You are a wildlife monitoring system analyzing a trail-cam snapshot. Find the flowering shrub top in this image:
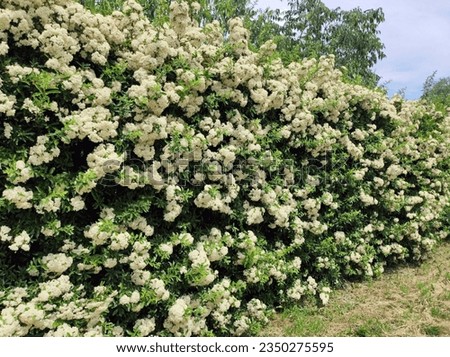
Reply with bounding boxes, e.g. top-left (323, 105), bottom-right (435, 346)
top-left (0, 0), bottom-right (449, 336)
